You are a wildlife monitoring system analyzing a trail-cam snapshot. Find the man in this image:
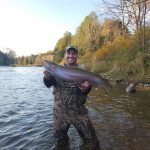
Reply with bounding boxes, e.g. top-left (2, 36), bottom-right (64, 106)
top-left (43, 45), bottom-right (100, 150)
